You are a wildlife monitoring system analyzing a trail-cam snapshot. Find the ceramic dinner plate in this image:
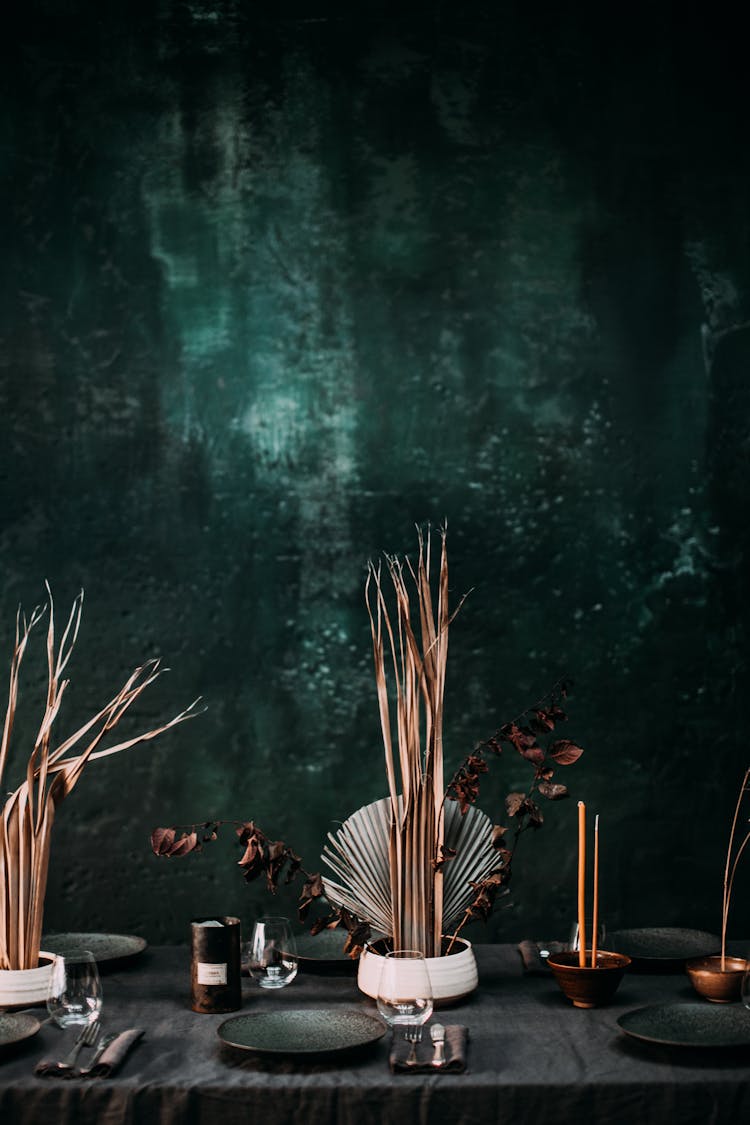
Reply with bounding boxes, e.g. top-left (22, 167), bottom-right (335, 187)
top-left (618, 1002), bottom-right (750, 1048)
top-left (41, 932), bottom-right (147, 965)
top-left (293, 930), bottom-right (357, 976)
top-left (608, 927), bottom-right (720, 968)
top-left (293, 929), bottom-right (386, 975)
top-left (0, 1012), bottom-right (41, 1050)
top-left (217, 1008), bottom-right (386, 1056)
